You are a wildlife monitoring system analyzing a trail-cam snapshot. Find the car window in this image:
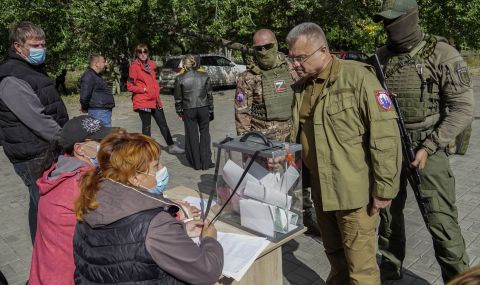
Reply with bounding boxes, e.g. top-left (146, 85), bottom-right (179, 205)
top-left (346, 53), bottom-right (359, 60)
top-left (333, 53), bottom-right (343, 59)
top-left (164, 58), bottom-right (181, 68)
top-left (216, 57), bottom-right (232, 66)
top-left (200, 56), bottom-right (216, 66)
